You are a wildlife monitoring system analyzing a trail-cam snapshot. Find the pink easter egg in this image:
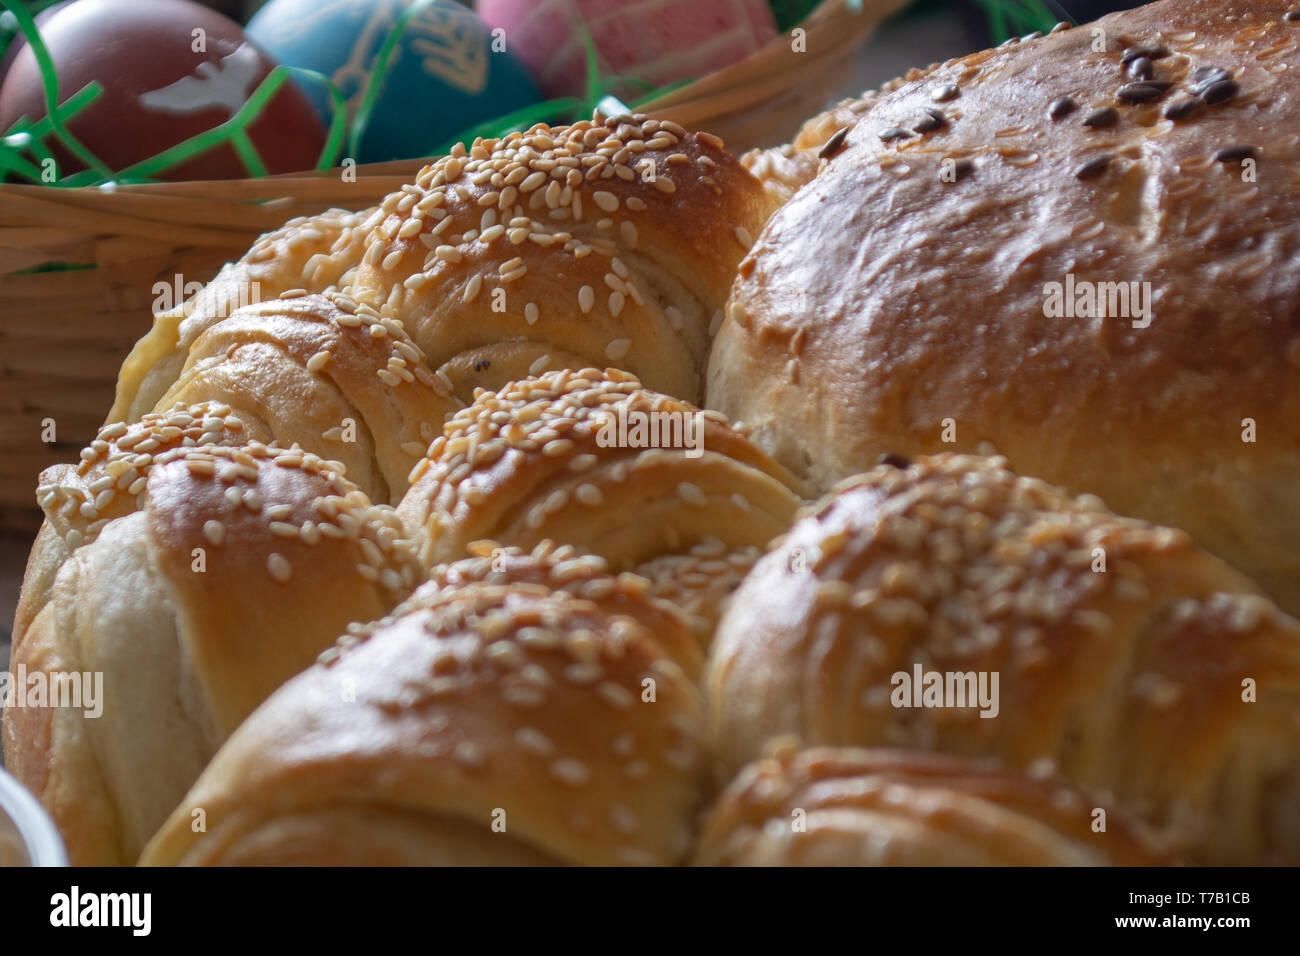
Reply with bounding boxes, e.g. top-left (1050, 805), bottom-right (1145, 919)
top-left (479, 0), bottom-right (778, 100)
